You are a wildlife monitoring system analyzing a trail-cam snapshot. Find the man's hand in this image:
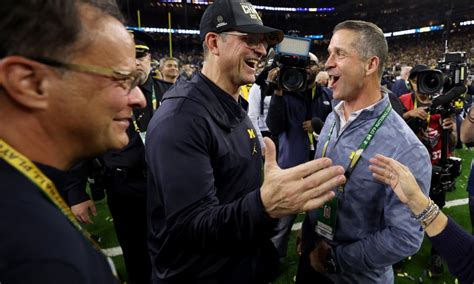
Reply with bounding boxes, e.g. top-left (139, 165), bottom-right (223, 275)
top-left (260, 137), bottom-right (346, 219)
top-left (71, 200), bottom-right (97, 224)
top-left (302, 120), bottom-right (313, 132)
top-left (404, 107), bottom-right (428, 120)
top-left (266, 67), bottom-right (283, 96)
top-left (309, 240), bottom-right (331, 273)
top-left (295, 229), bottom-right (302, 256)
top-left (441, 116), bottom-right (455, 131)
